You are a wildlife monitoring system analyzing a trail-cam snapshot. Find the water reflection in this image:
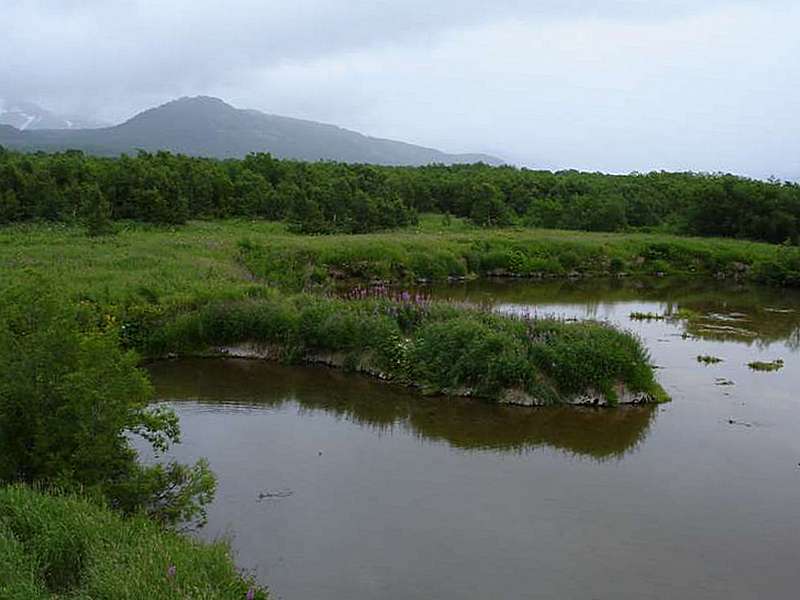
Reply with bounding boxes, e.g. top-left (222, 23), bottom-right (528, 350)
top-left (149, 358), bottom-right (656, 460)
top-left (426, 277), bottom-right (800, 348)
